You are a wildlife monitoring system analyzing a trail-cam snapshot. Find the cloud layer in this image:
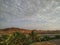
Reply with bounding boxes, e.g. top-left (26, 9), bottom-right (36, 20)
top-left (0, 0), bottom-right (60, 30)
